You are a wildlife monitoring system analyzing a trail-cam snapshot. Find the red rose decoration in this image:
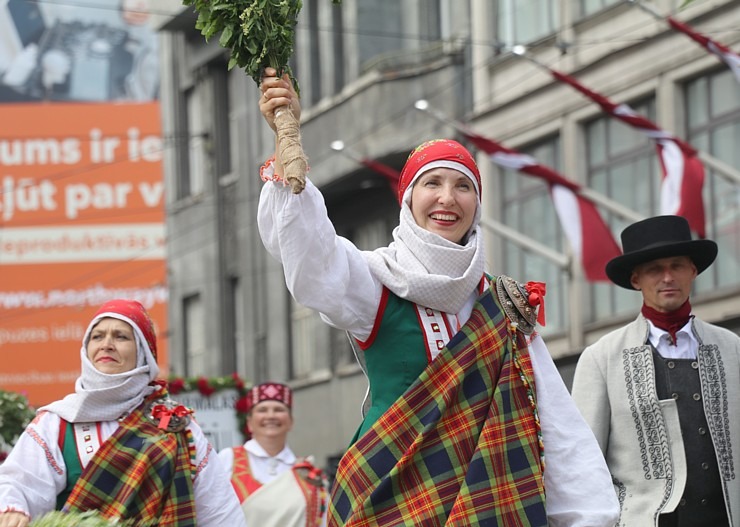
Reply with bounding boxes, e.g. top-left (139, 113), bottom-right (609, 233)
top-left (0, 451), bottom-right (7, 463)
top-left (168, 378), bottom-right (186, 395)
top-left (235, 395), bottom-right (250, 414)
top-left (197, 377), bottom-right (216, 396)
top-left (232, 372), bottom-right (245, 391)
